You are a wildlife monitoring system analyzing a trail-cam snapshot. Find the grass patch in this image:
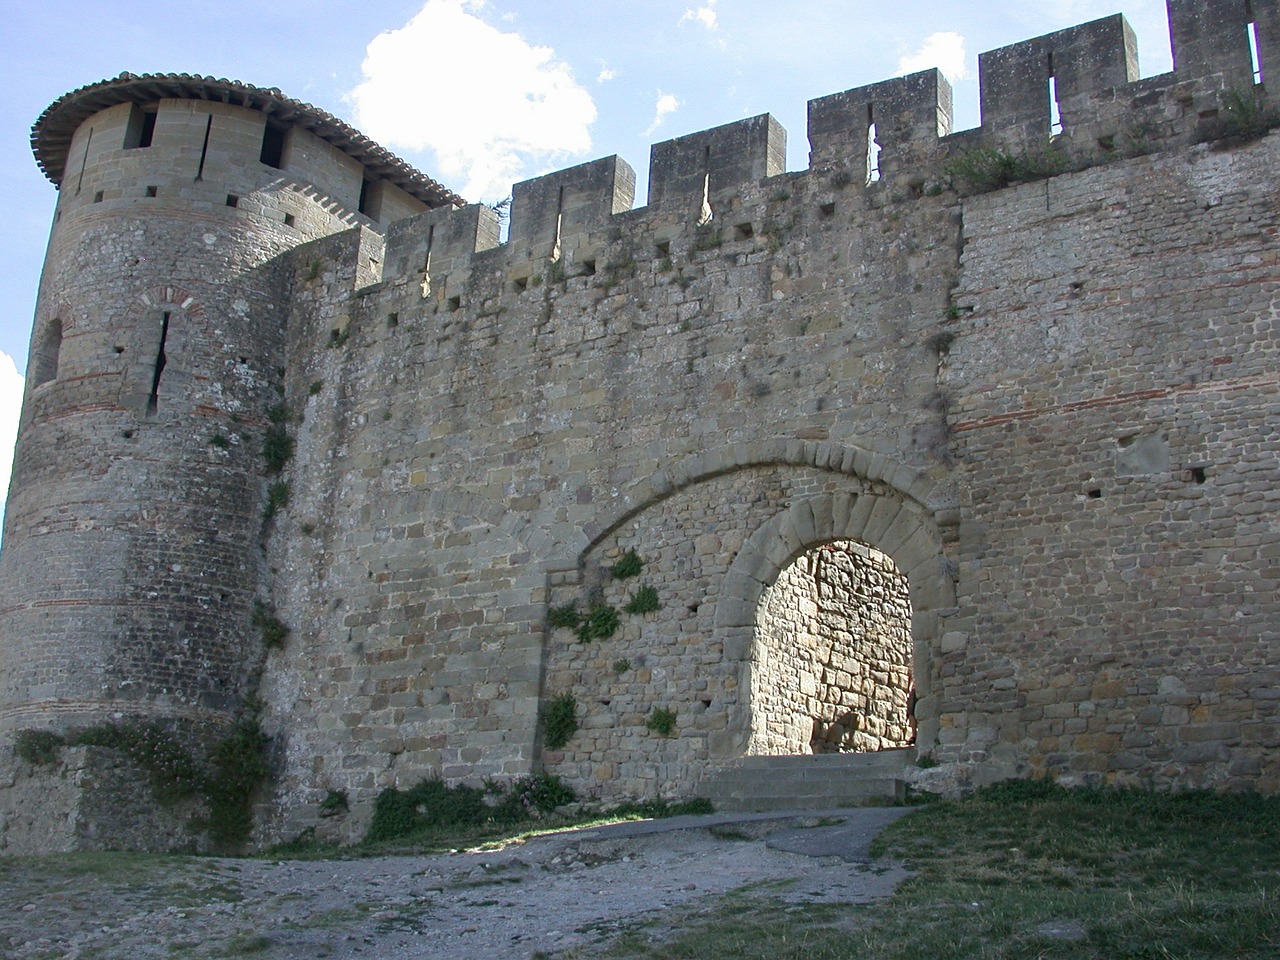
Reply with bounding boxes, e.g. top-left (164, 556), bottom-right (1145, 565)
top-left (945, 145), bottom-right (1071, 193)
top-left (579, 781), bottom-right (1280, 959)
